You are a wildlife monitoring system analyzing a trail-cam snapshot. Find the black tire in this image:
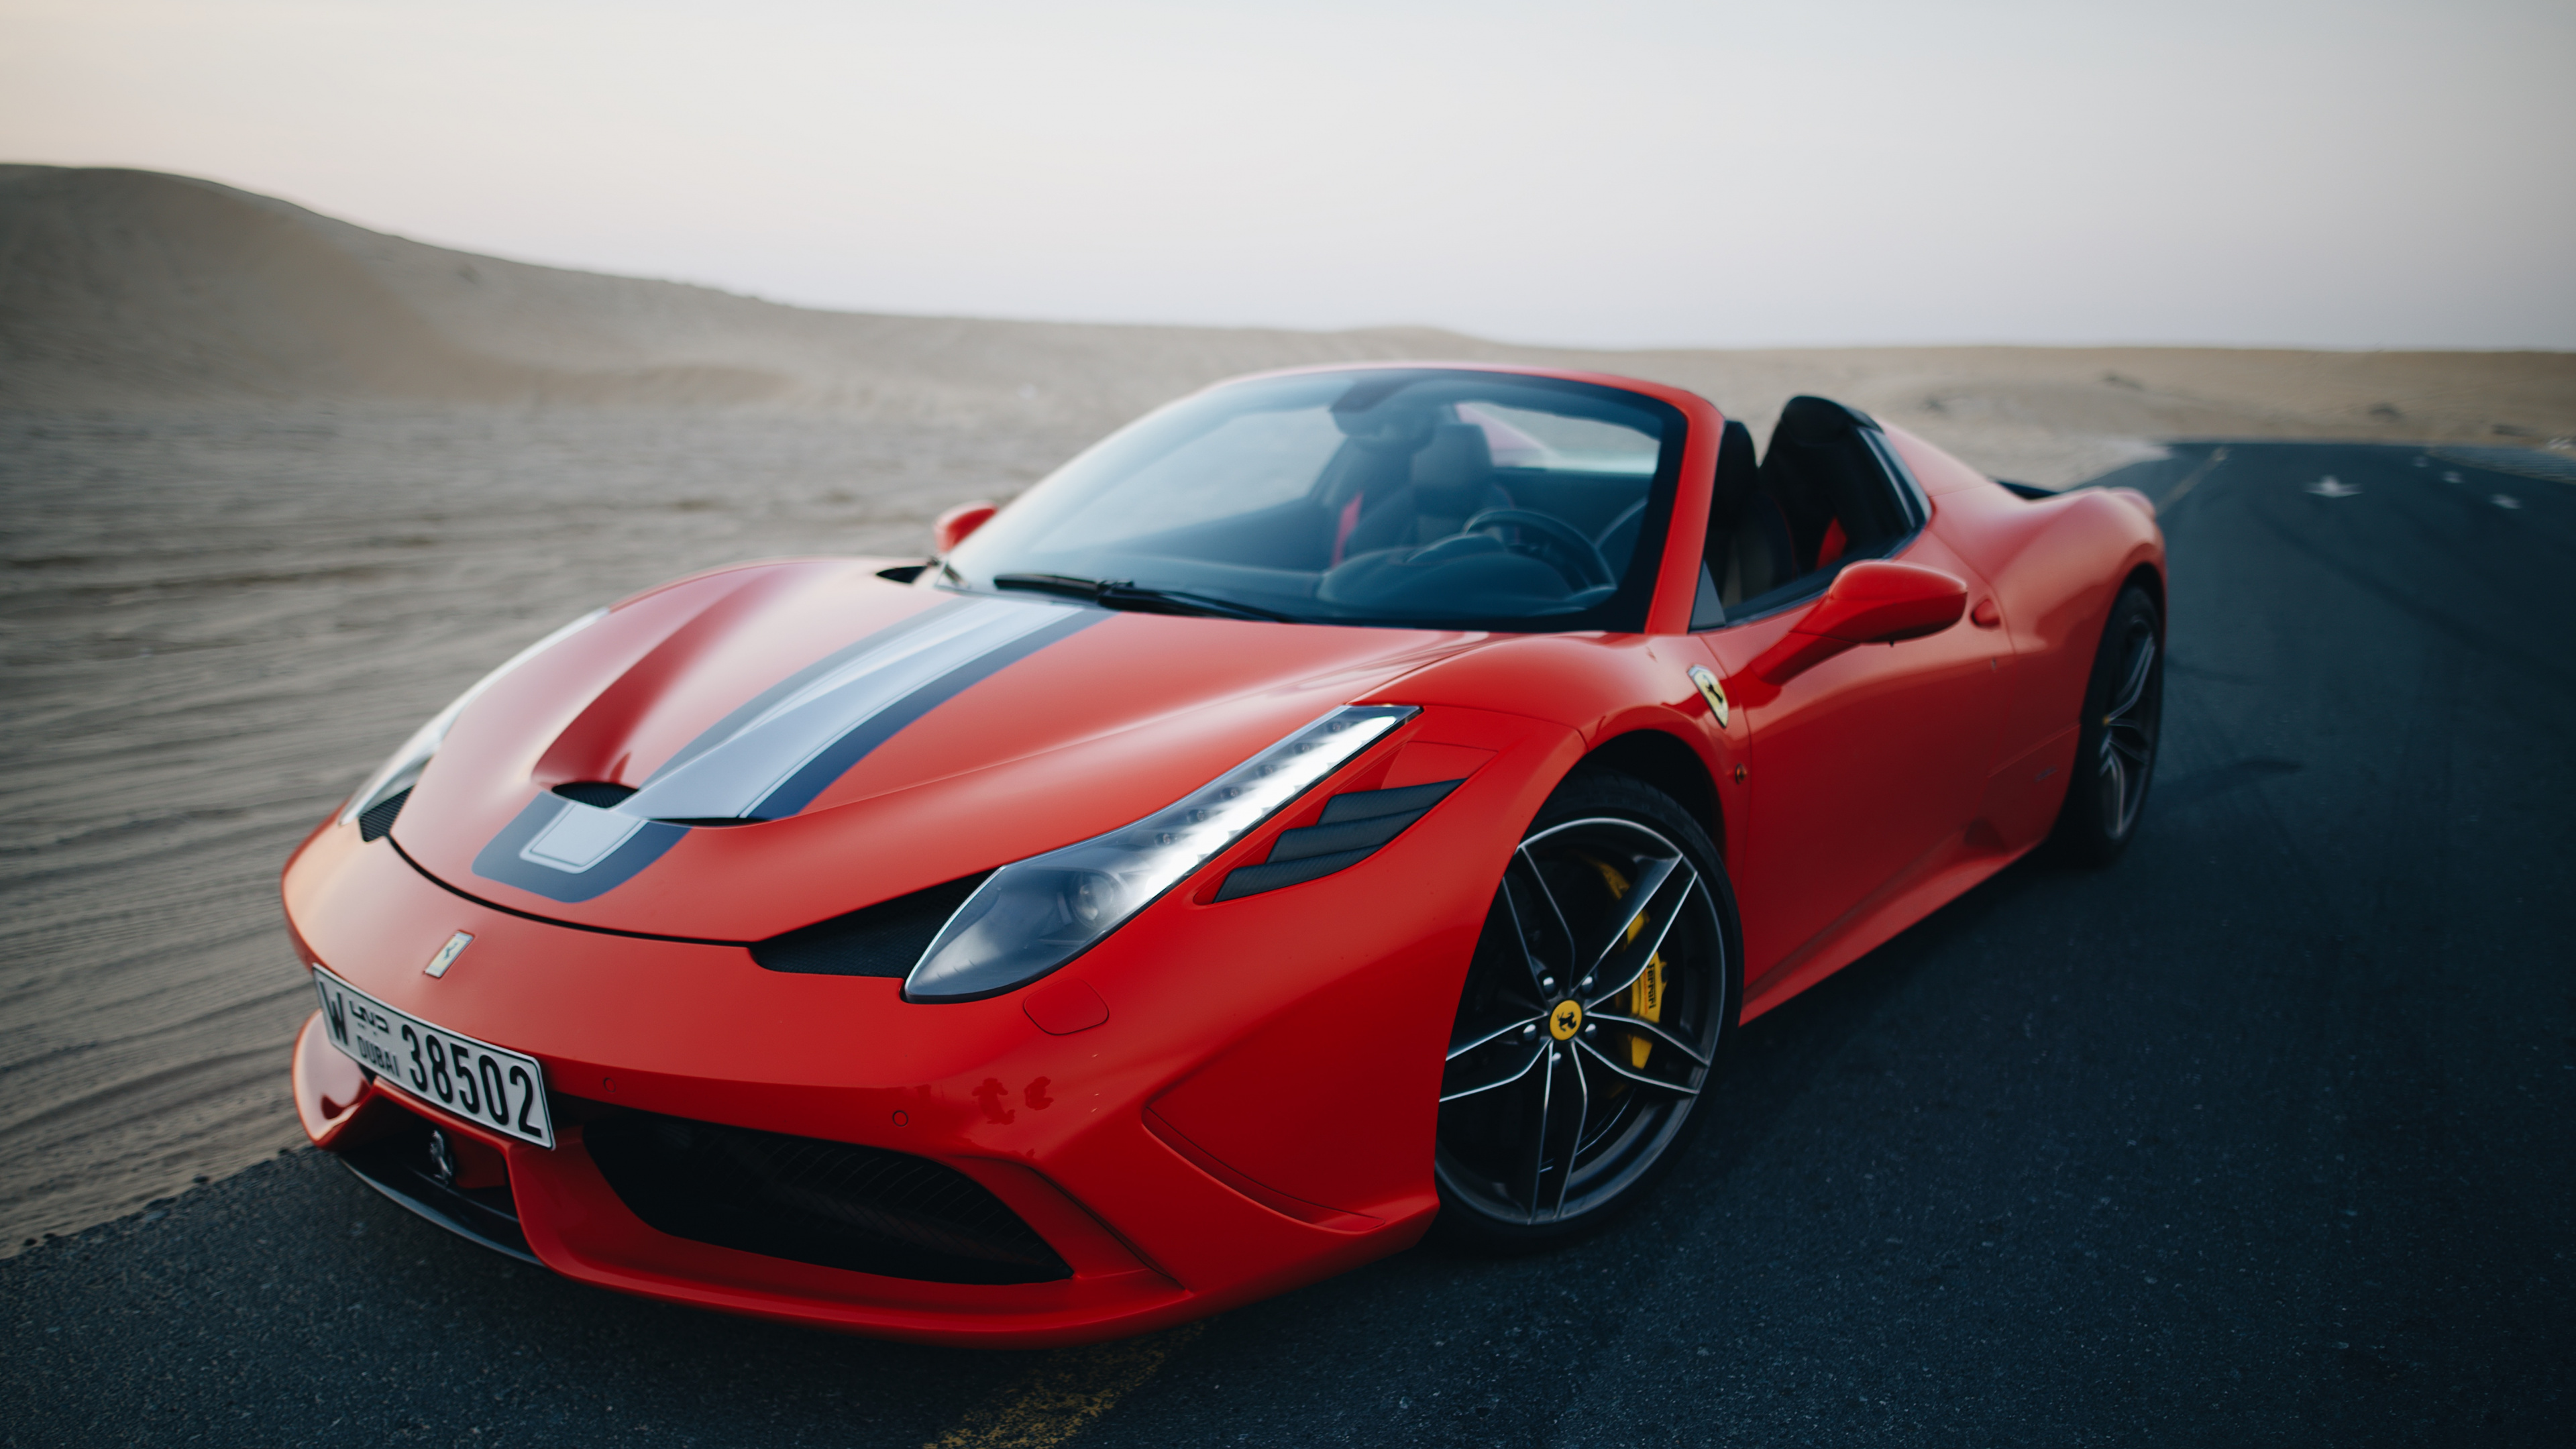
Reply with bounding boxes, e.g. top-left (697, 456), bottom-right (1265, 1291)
top-left (2051, 583), bottom-right (2163, 865)
top-left (1430, 768), bottom-right (1741, 1252)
